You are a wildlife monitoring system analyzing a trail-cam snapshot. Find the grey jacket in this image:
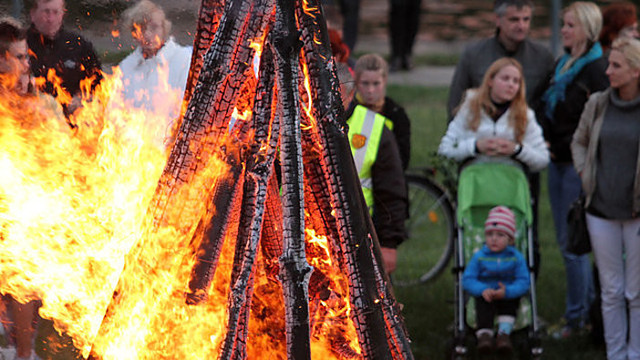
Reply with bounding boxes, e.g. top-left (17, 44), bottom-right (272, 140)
top-left (447, 36), bottom-right (554, 120)
top-left (571, 88), bottom-right (640, 215)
